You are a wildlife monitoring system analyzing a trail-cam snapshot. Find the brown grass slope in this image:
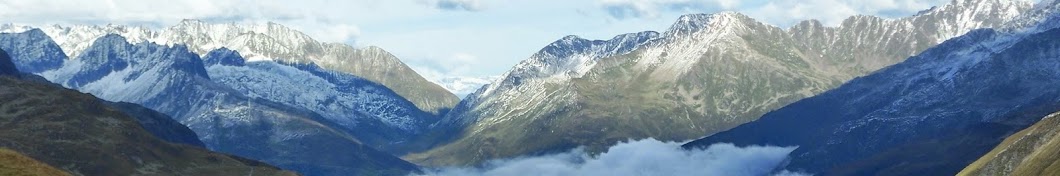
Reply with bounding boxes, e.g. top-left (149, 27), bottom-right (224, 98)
top-left (0, 148), bottom-right (70, 176)
top-left (0, 76), bottom-right (298, 176)
top-left (960, 112), bottom-right (1060, 176)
